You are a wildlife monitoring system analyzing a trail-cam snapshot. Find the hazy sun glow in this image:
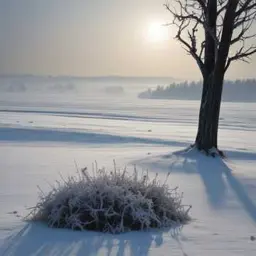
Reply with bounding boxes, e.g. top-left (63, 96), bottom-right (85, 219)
top-left (147, 22), bottom-right (169, 43)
